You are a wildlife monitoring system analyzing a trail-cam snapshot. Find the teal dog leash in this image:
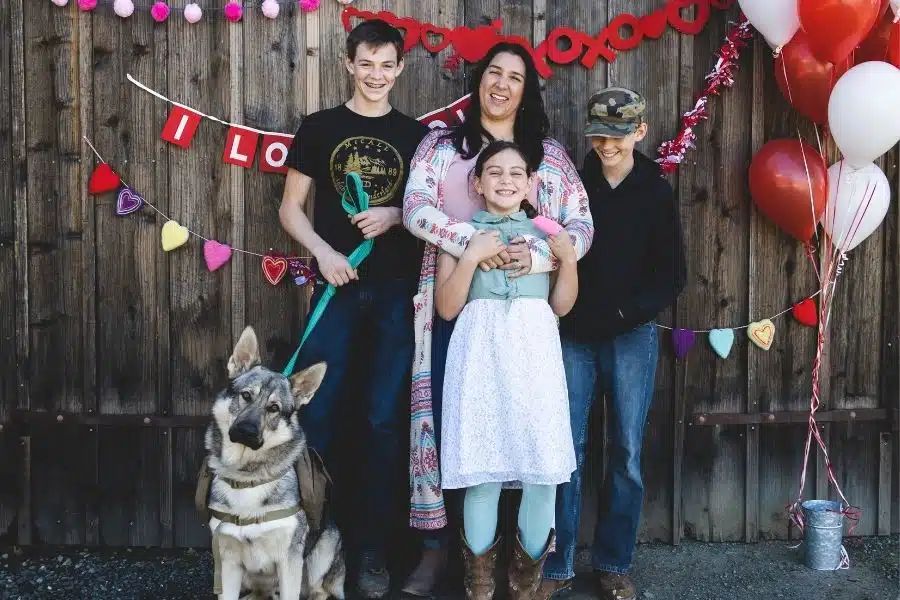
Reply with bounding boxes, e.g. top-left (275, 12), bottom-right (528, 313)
top-left (282, 171), bottom-right (373, 376)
